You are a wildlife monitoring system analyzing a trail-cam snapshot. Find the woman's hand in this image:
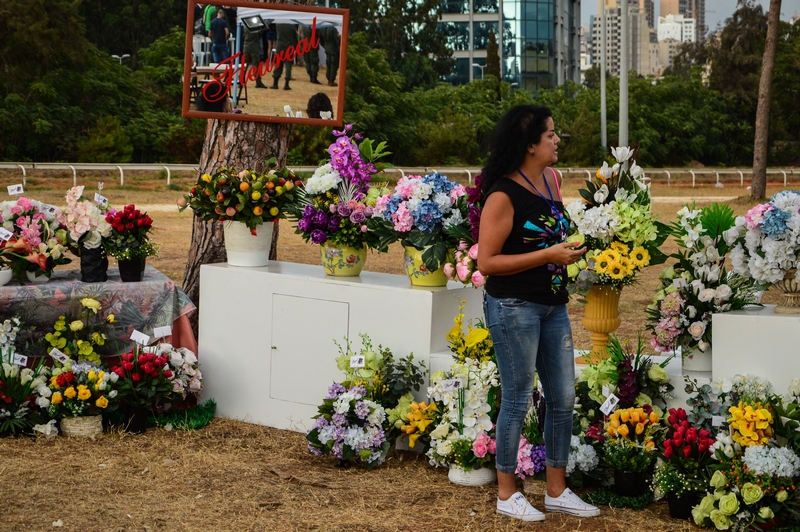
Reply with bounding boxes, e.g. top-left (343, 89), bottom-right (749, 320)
top-left (547, 242), bottom-right (587, 266)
